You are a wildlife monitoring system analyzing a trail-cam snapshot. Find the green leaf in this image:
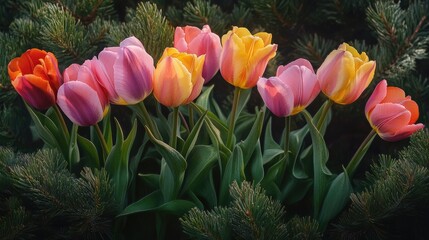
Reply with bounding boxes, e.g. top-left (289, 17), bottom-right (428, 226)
top-left (219, 146), bottom-right (245, 205)
top-left (145, 126), bottom-right (187, 201)
top-left (138, 173), bottom-right (160, 190)
top-left (238, 107), bottom-right (265, 165)
top-left (105, 119), bottom-right (137, 209)
top-left (281, 176), bottom-right (313, 204)
top-left (196, 85), bottom-right (226, 121)
top-left (101, 109), bottom-right (113, 151)
top-left (249, 140), bottom-right (264, 184)
top-left (181, 145), bottom-right (218, 194)
top-left (77, 134), bottom-right (100, 169)
top-left (181, 111), bottom-right (207, 158)
top-left (318, 171), bottom-right (353, 230)
top-left (227, 88), bottom-right (251, 122)
top-left (290, 126), bottom-right (310, 179)
top-left (25, 104), bottom-right (58, 148)
top-left (263, 118), bottom-right (281, 150)
top-left (118, 190), bottom-right (196, 217)
top-left (302, 110), bottom-right (332, 218)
